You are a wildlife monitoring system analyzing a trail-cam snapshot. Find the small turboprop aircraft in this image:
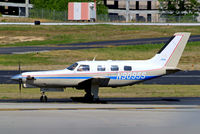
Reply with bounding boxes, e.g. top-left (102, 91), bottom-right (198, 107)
top-left (12, 32), bottom-right (190, 102)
